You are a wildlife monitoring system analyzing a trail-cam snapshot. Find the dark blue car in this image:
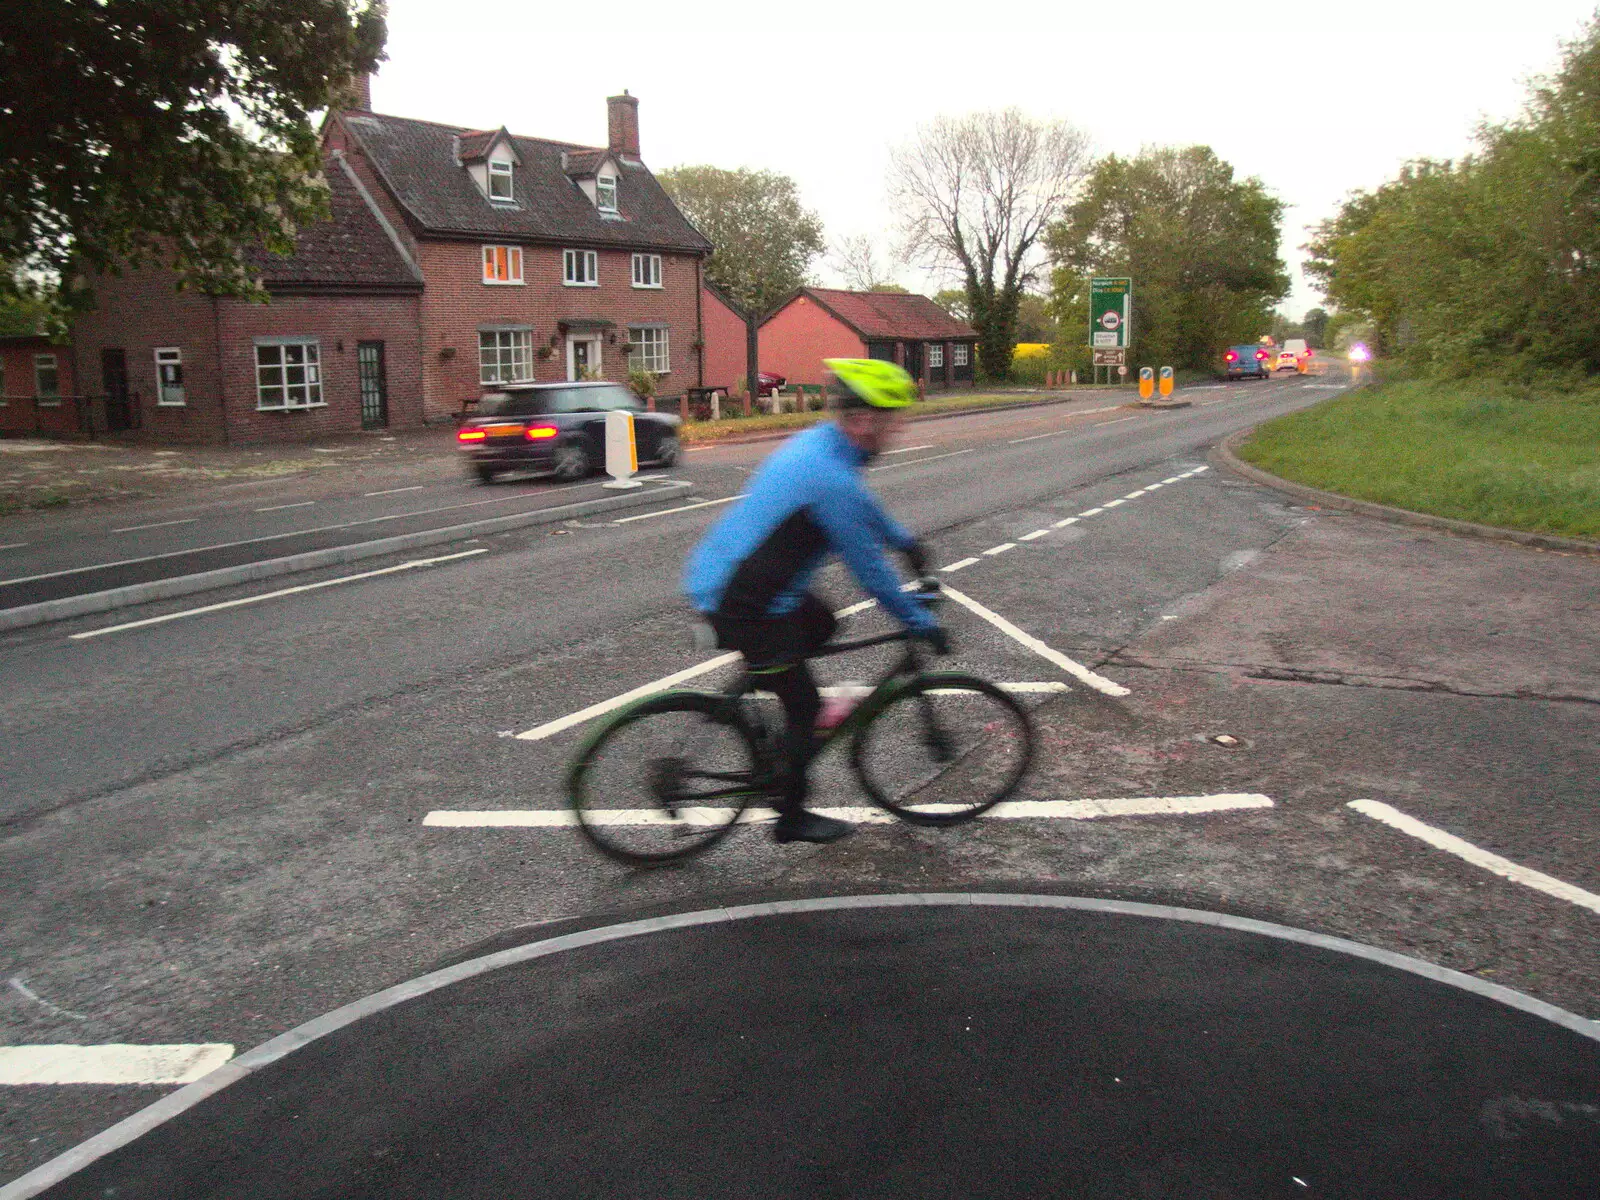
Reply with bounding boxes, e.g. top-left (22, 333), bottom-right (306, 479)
top-left (457, 381), bottom-right (682, 483)
top-left (1221, 345), bottom-right (1271, 380)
